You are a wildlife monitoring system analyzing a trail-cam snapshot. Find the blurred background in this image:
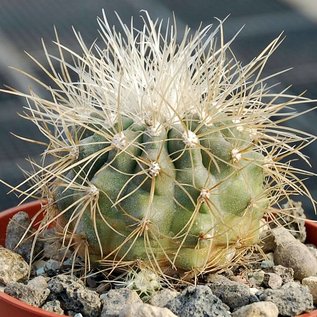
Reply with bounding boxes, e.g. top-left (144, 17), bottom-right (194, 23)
top-left (1, 0), bottom-right (317, 217)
